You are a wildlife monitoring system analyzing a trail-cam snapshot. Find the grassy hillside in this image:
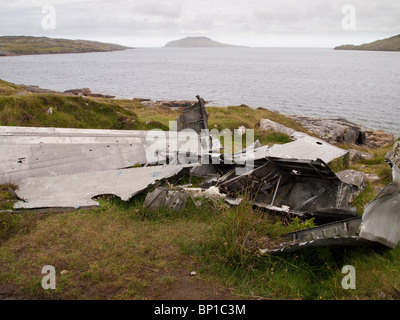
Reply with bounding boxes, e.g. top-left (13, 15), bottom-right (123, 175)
top-left (0, 79), bottom-right (399, 300)
top-left (0, 36), bottom-right (130, 56)
top-left (335, 34), bottom-right (400, 51)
